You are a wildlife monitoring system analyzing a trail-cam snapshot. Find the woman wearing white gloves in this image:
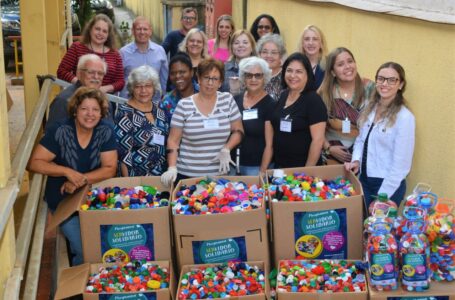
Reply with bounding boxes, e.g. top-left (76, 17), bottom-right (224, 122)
top-left (161, 58), bottom-right (244, 187)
